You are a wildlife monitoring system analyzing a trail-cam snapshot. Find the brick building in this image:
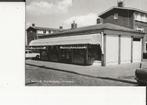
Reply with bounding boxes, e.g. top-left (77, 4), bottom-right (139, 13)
top-left (98, 5), bottom-right (147, 53)
top-left (26, 24), bottom-right (61, 45)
